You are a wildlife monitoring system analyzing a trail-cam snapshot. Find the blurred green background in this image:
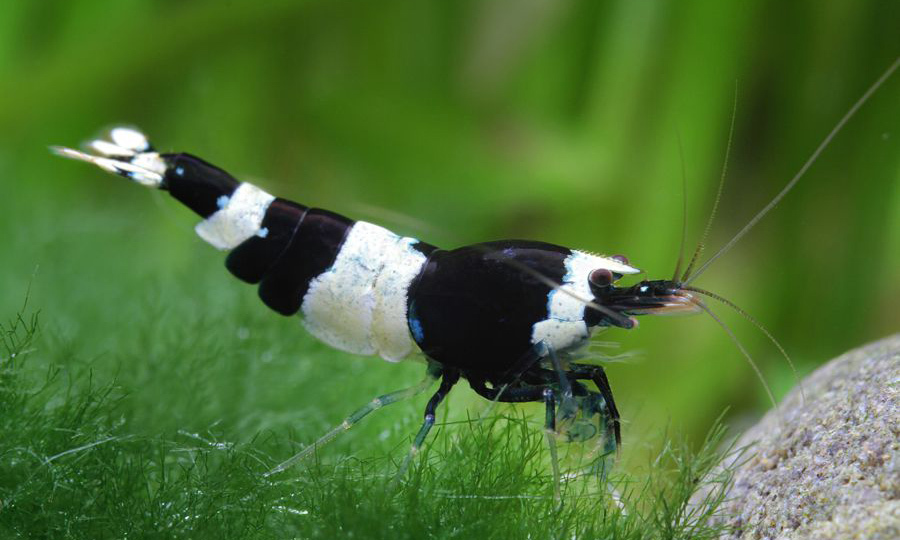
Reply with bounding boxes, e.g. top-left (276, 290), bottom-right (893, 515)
top-left (1, 0), bottom-right (898, 483)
